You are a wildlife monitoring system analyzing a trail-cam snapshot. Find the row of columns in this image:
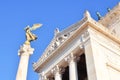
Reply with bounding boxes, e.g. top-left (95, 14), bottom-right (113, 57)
top-left (41, 53), bottom-right (78, 80)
